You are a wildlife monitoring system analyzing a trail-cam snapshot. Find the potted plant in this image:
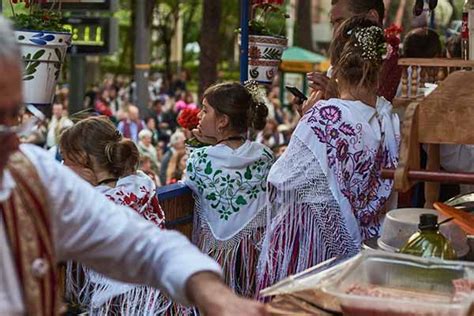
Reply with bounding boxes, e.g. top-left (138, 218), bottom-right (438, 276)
top-left (244, 0), bottom-right (289, 83)
top-left (8, 0), bottom-right (71, 107)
